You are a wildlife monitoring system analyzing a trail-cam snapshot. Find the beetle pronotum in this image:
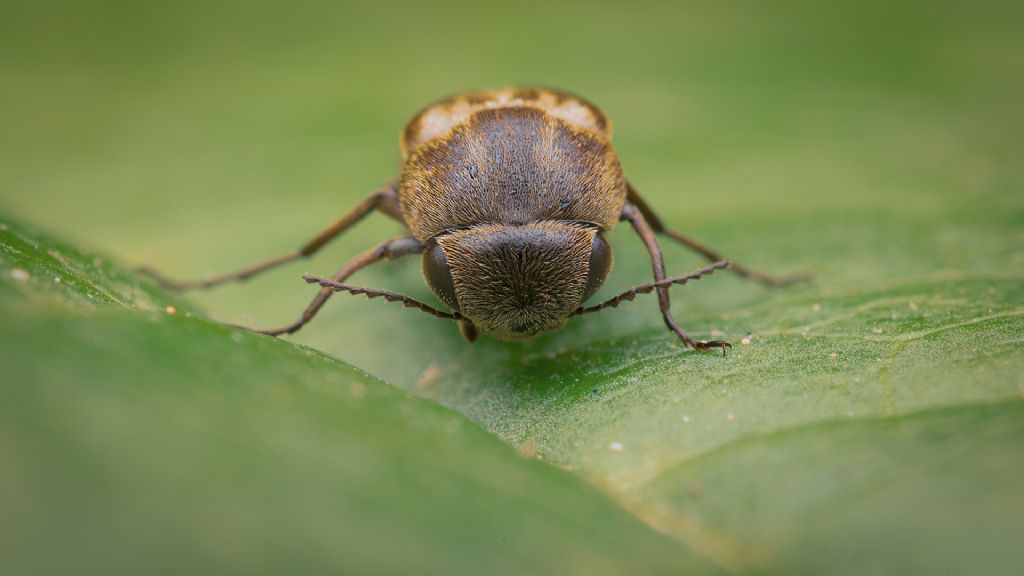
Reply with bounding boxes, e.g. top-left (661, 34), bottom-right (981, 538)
top-left (142, 87), bottom-right (806, 352)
